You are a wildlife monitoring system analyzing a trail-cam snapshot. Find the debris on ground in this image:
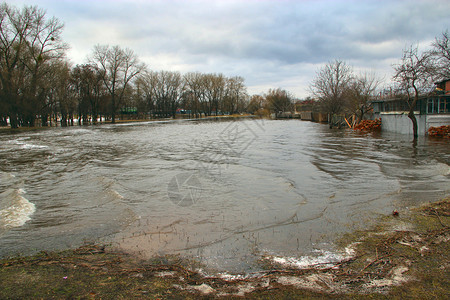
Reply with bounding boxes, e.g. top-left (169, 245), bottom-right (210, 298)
top-left (428, 125), bottom-right (450, 138)
top-left (353, 119), bottom-right (382, 132)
